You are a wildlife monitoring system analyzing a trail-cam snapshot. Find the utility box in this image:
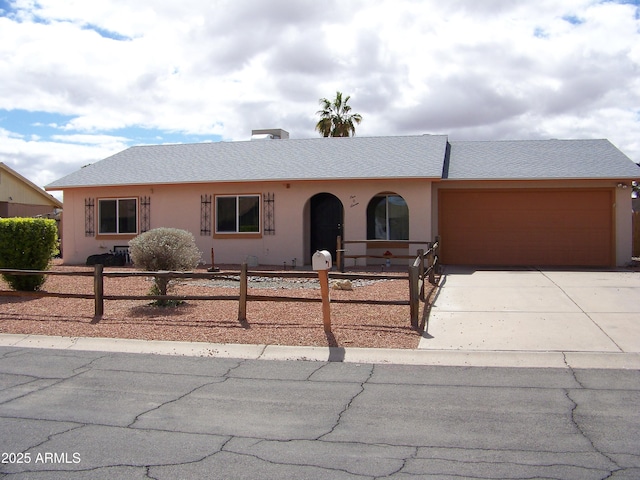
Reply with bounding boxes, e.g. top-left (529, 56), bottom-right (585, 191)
top-left (312, 250), bottom-right (332, 270)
